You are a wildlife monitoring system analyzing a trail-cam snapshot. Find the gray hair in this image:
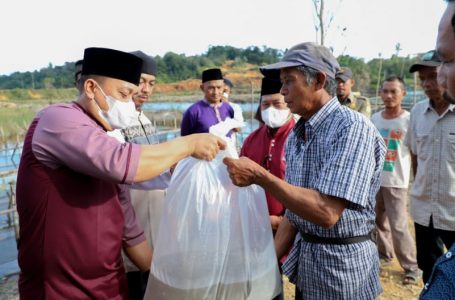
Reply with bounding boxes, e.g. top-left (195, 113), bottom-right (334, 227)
top-left (296, 66), bottom-right (337, 97)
